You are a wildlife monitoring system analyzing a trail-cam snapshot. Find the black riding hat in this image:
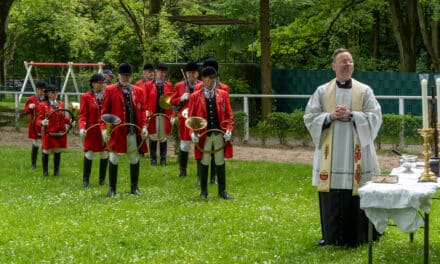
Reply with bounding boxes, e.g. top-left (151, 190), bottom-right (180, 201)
top-left (44, 84), bottom-right (58, 92)
top-left (89, 73), bottom-right (105, 83)
top-left (118, 63), bottom-right (133, 75)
